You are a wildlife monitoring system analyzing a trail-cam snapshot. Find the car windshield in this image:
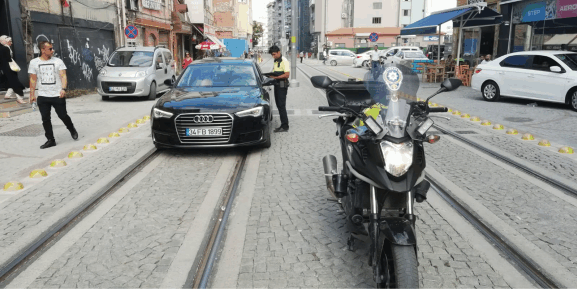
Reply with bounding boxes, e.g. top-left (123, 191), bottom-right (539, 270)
top-left (108, 51), bottom-right (154, 67)
top-left (405, 52), bottom-right (426, 58)
top-left (555, 54), bottom-right (577, 70)
top-left (177, 64), bottom-right (258, 87)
